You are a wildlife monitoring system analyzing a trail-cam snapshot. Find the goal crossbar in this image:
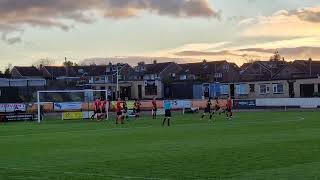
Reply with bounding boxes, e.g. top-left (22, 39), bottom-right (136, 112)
top-left (37, 89), bottom-right (109, 123)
